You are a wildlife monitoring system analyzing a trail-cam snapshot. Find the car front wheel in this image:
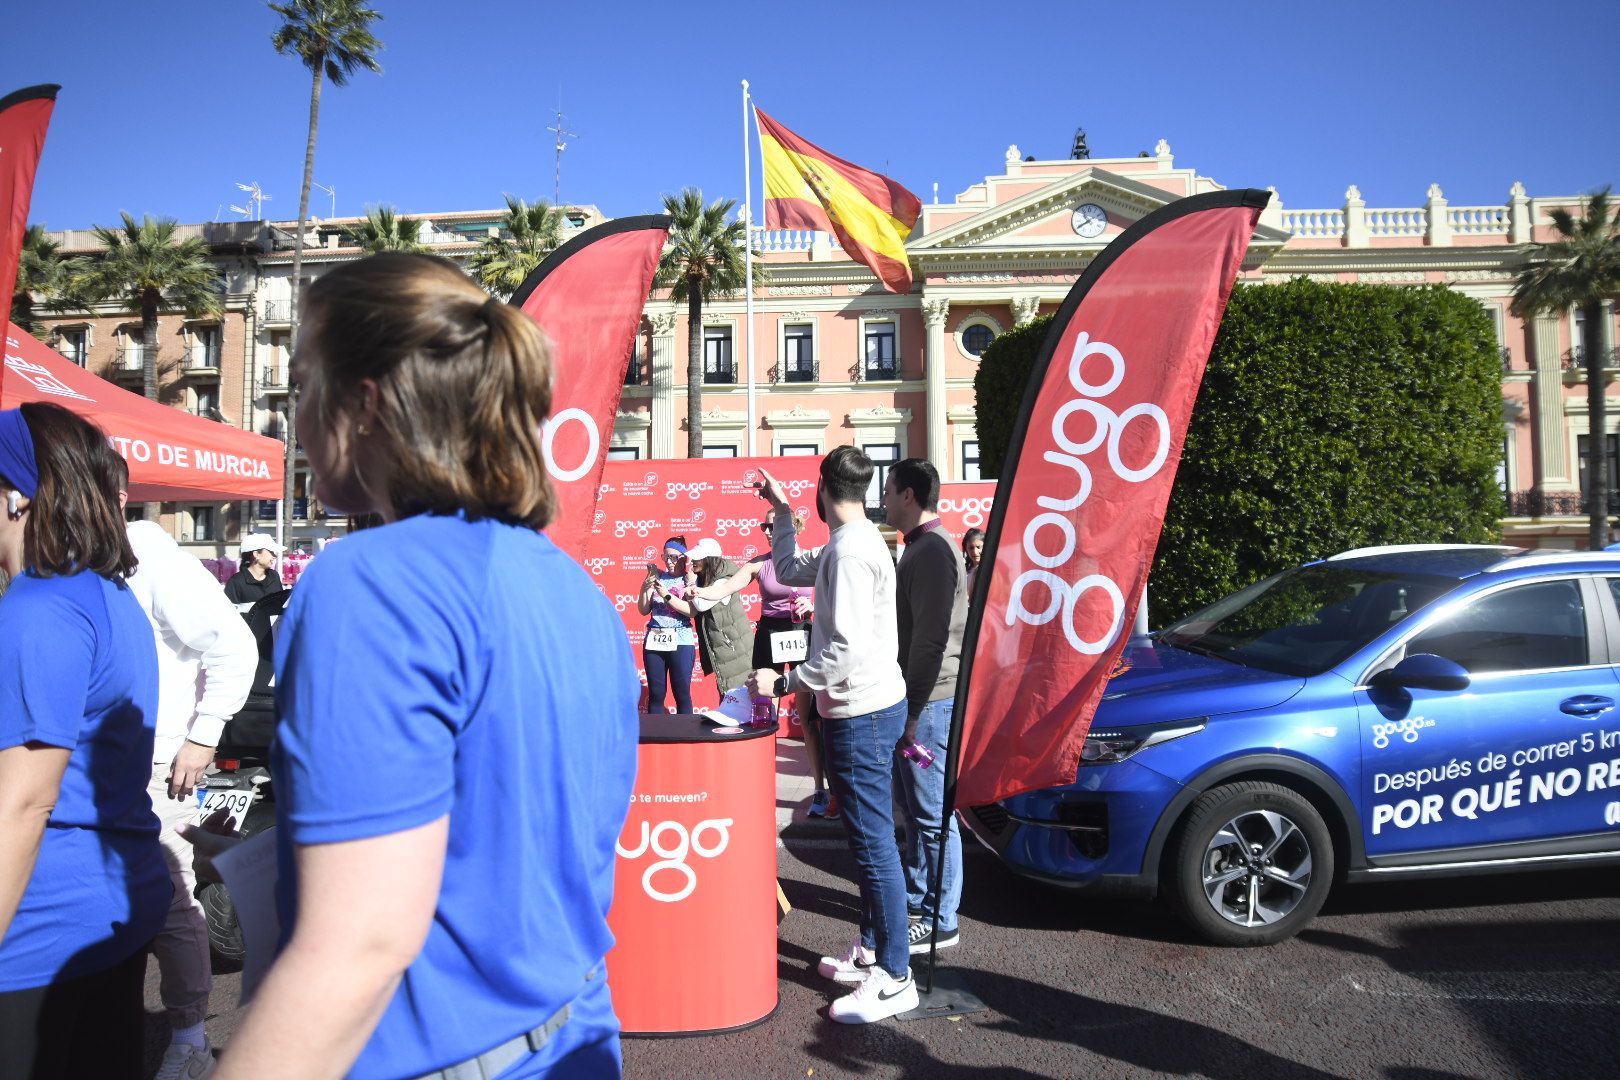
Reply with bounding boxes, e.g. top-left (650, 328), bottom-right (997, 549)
top-left (1166, 781), bottom-right (1333, 946)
